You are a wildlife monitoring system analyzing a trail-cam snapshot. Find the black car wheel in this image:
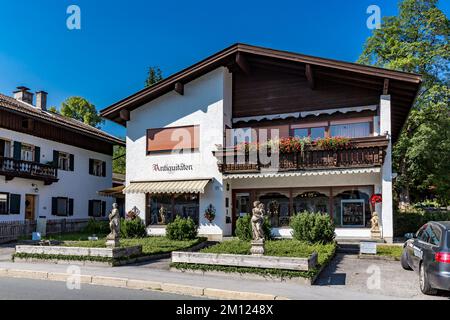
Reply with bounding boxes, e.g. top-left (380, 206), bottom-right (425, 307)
top-left (419, 263), bottom-right (437, 295)
top-left (401, 249), bottom-right (412, 270)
